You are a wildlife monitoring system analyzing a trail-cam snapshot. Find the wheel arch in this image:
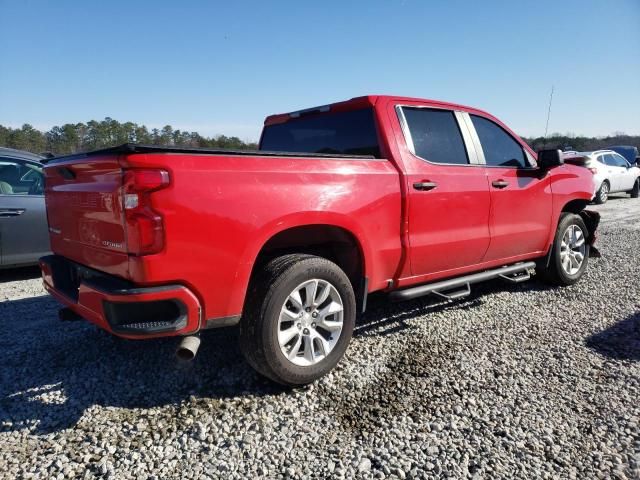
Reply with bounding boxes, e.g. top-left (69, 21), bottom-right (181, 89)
top-left (249, 224), bottom-right (368, 312)
top-left (226, 215), bottom-right (374, 317)
top-left (561, 199), bottom-right (589, 214)
top-left (542, 200), bottom-right (600, 268)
